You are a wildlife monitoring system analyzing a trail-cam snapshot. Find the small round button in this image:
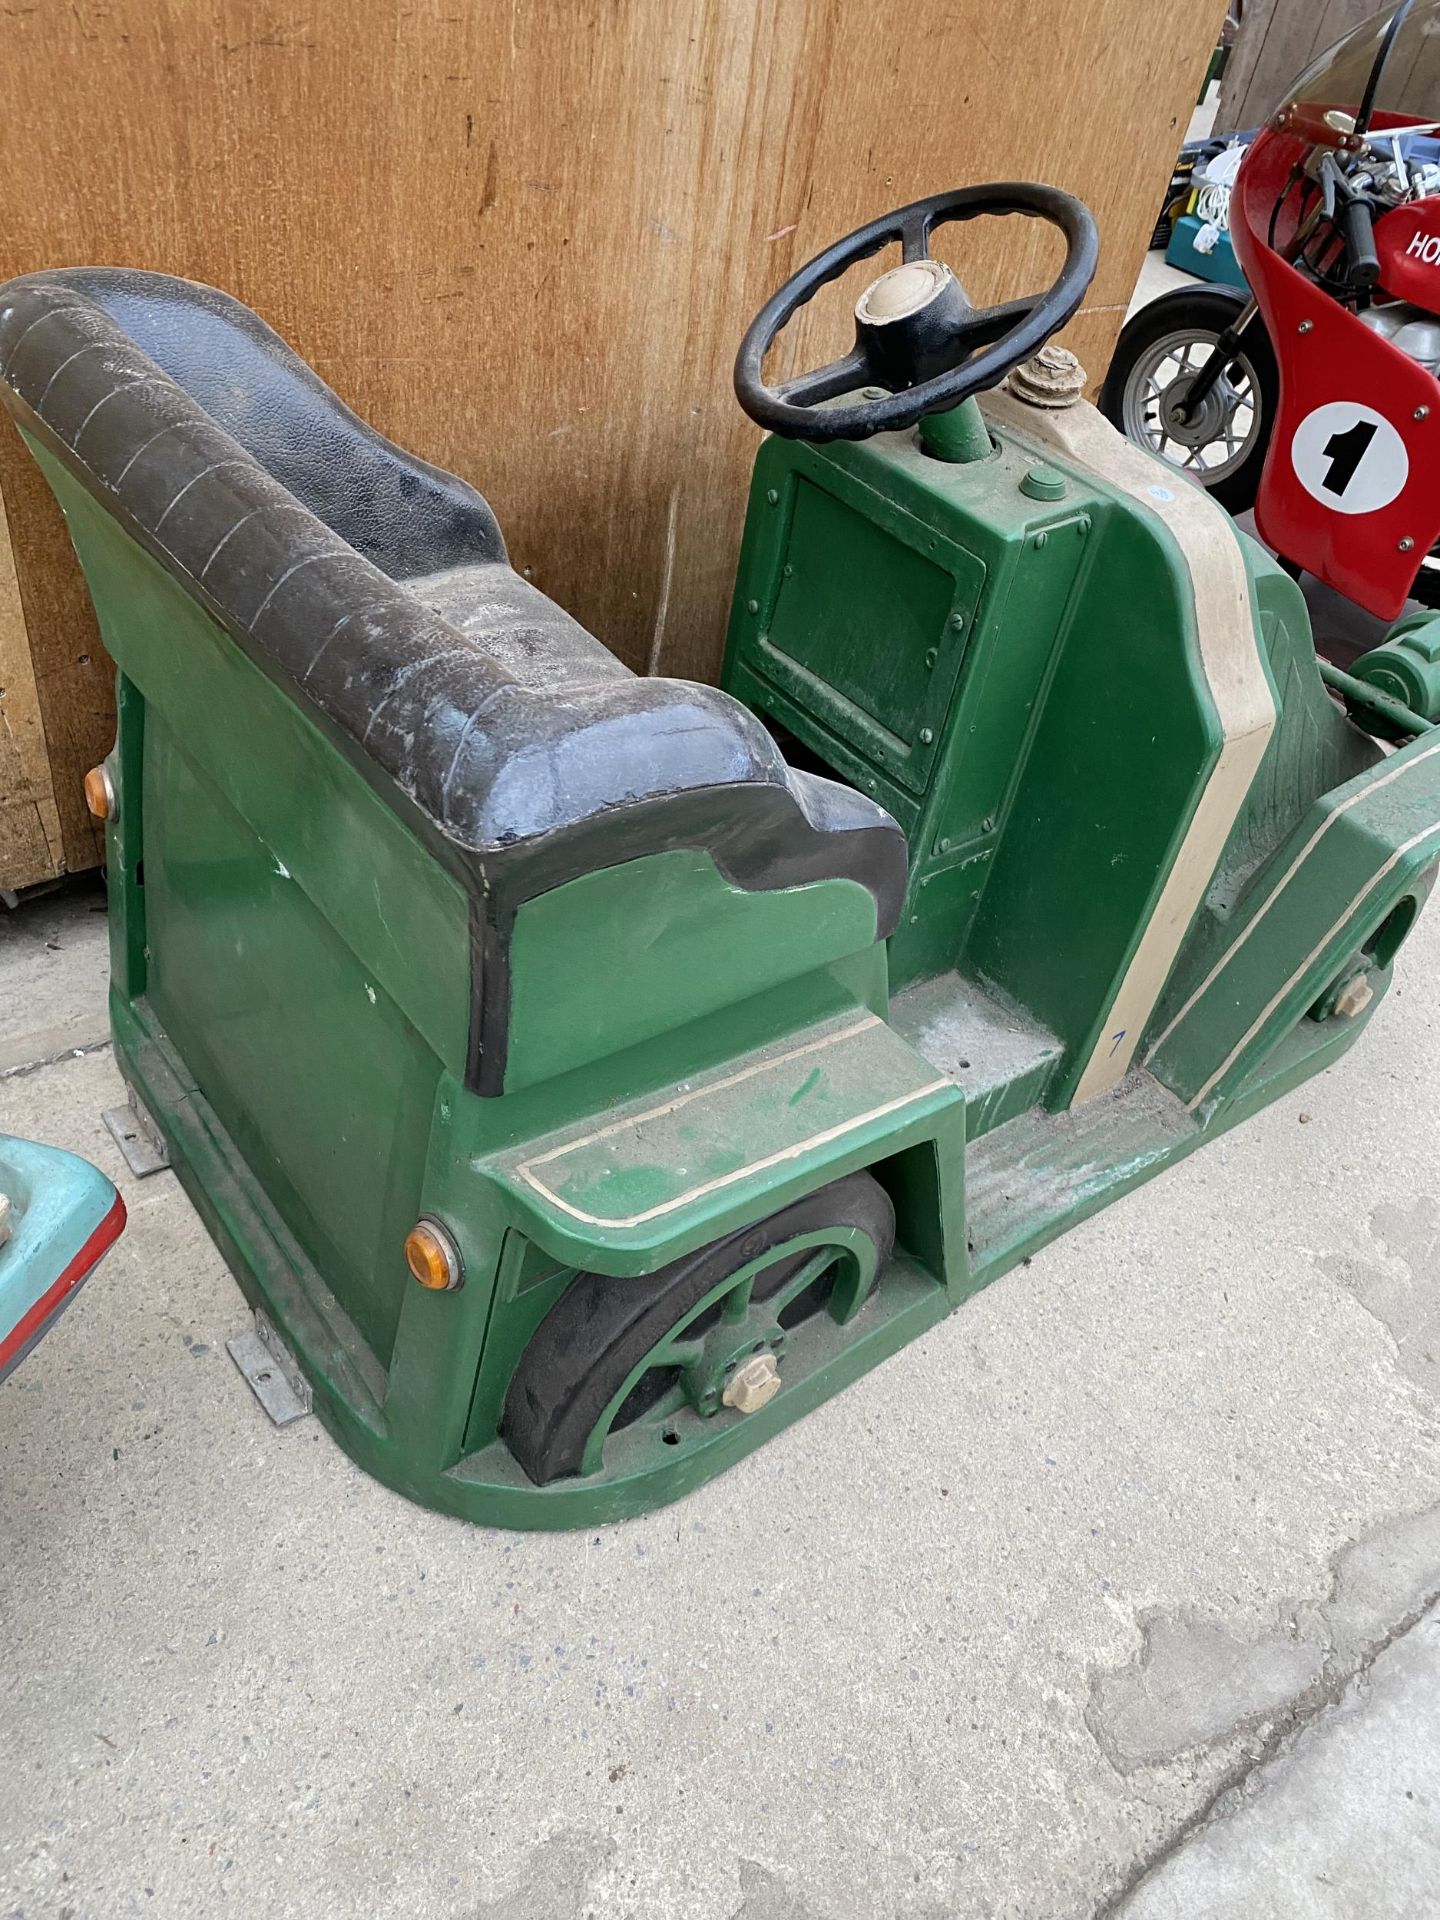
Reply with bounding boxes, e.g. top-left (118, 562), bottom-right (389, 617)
top-left (1020, 464), bottom-right (1066, 501)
